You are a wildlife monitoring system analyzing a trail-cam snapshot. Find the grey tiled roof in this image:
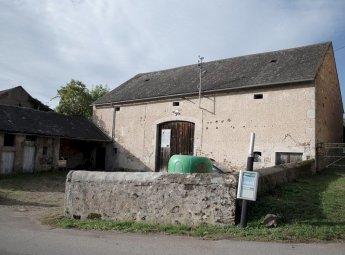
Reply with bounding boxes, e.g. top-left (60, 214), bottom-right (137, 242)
top-left (0, 105), bottom-right (111, 142)
top-left (0, 88), bottom-right (11, 95)
top-left (94, 42), bottom-right (330, 105)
